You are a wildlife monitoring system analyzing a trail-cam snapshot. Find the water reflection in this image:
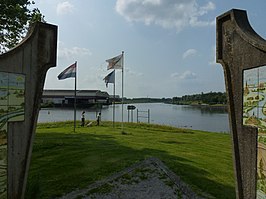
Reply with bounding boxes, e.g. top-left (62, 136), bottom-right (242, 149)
top-left (180, 105), bottom-right (227, 114)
